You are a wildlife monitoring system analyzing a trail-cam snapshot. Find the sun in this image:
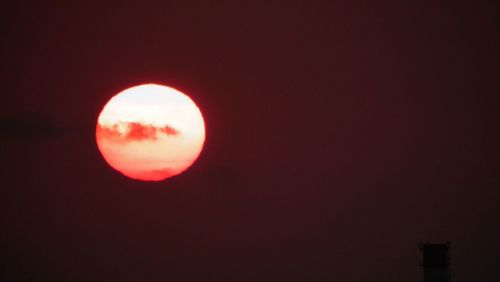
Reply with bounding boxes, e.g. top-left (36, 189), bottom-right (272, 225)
top-left (96, 84), bottom-right (205, 181)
